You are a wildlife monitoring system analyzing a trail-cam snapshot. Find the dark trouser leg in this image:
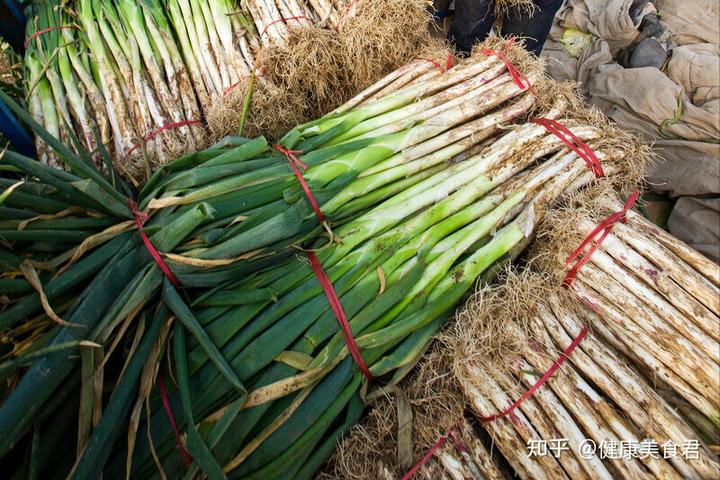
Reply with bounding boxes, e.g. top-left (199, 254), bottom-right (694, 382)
top-left (448, 0), bottom-right (496, 56)
top-left (501, 0), bottom-right (564, 56)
